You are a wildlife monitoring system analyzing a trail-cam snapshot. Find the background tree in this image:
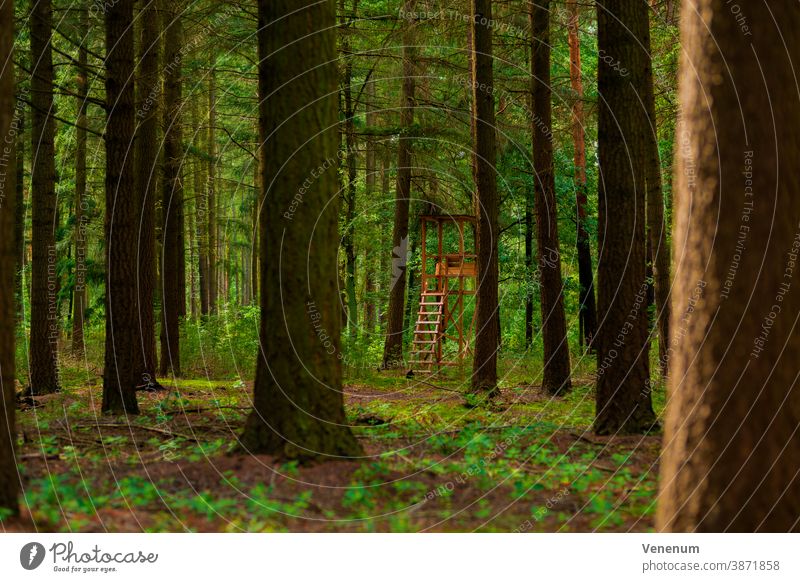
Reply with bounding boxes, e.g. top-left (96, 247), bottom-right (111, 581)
top-left (381, 0), bottom-right (416, 369)
top-left (567, 0), bottom-right (597, 350)
top-left (159, 0), bottom-right (184, 377)
top-left (530, 0), bottom-right (571, 395)
top-left (134, 0), bottom-right (160, 385)
top-left (470, 0), bottom-right (499, 397)
top-left (0, 0), bottom-right (18, 516)
top-left (102, 0), bottom-right (140, 414)
top-left (239, 0), bottom-right (362, 459)
top-left (29, 0), bottom-right (60, 394)
top-left (594, 0), bottom-right (656, 434)
top-left (658, 0), bottom-right (800, 532)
